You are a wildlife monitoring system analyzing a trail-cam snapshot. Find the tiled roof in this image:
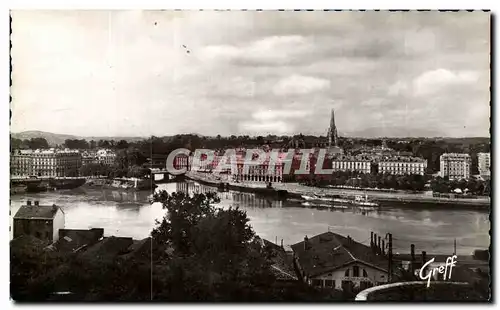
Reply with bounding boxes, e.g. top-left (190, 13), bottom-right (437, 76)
top-left (291, 231), bottom-right (388, 277)
top-left (14, 204), bottom-right (62, 220)
top-left (255, 238), bottom-right (298, 281)
top-left (54, 228), bottom-right (104, 253)
top-left (79, 236), bottom-right (133, 261)
top-left (120, 237), bottom-right (152, 261)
